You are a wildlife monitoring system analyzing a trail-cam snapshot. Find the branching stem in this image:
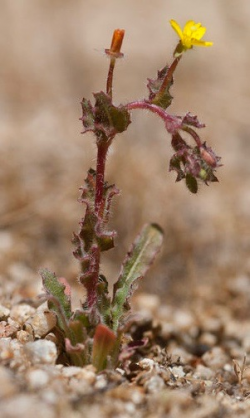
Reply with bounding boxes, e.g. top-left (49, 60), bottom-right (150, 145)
top-left (126, 101), bottom-right (182, 133)
top-left (182, 126), bottom-right (202, 147)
